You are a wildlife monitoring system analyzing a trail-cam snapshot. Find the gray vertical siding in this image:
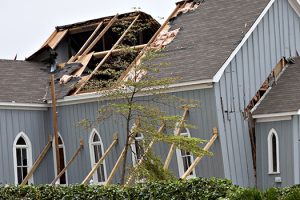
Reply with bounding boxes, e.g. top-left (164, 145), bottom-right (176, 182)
top-left (214, 0), bottom-right (300, 187)
top-left (0, 109), bottom-right (53, 184)
top-left (256, 120), bottom-right (294, 190)
top-left (55, 88), bottom-right (224, 184)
